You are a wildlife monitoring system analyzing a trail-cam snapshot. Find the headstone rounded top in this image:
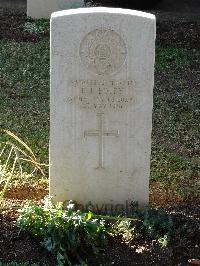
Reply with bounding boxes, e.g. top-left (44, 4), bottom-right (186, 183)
top-left (79, 28), bottom-right (127, 75)
top-left (51, 7), bottom-right (155, 21)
